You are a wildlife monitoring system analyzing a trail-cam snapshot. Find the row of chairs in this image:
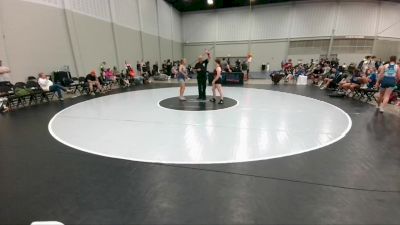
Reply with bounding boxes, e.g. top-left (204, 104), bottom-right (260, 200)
top-left (0, 71), bottom-right (137, 111)
top-left (0, 81), bottom-right (56, 110)
top-left (269, 69), bottom-right (383, 103)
